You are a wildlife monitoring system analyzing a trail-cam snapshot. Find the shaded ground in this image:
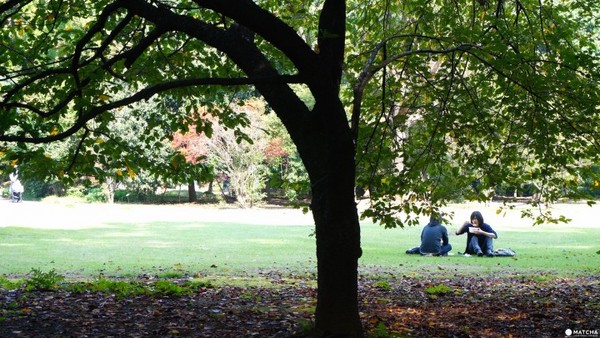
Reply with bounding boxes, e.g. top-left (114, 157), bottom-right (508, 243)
top-left (2, 275), bottom-right (599, 337)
